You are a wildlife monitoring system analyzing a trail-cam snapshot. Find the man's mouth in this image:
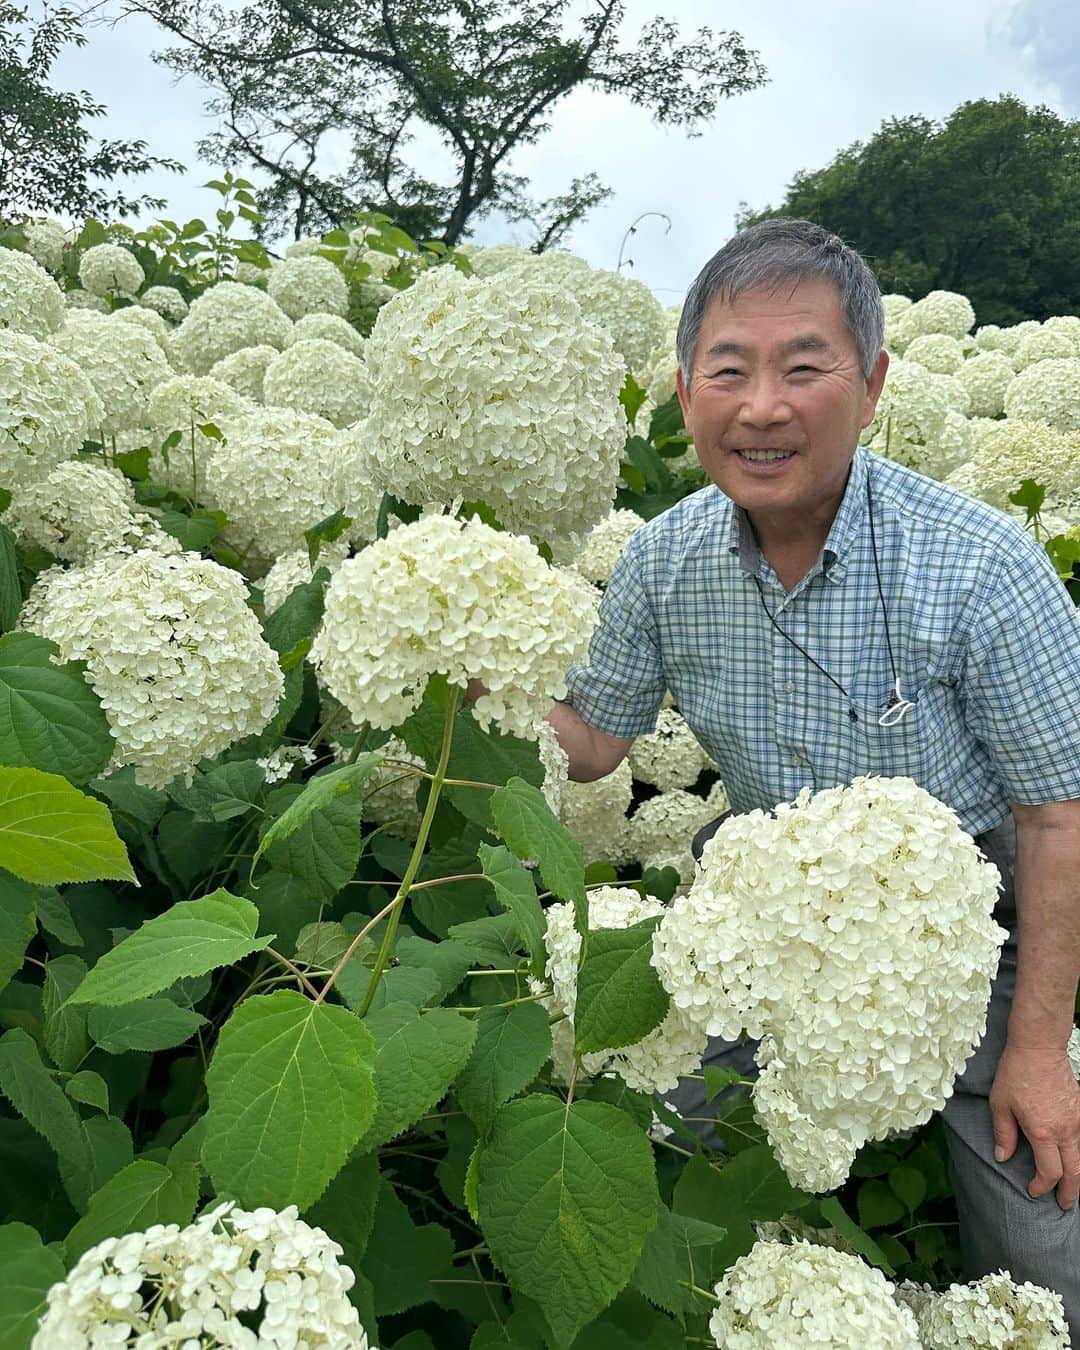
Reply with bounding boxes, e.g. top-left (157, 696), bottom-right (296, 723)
top-left (732, 448), bottom-right (798, 463)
